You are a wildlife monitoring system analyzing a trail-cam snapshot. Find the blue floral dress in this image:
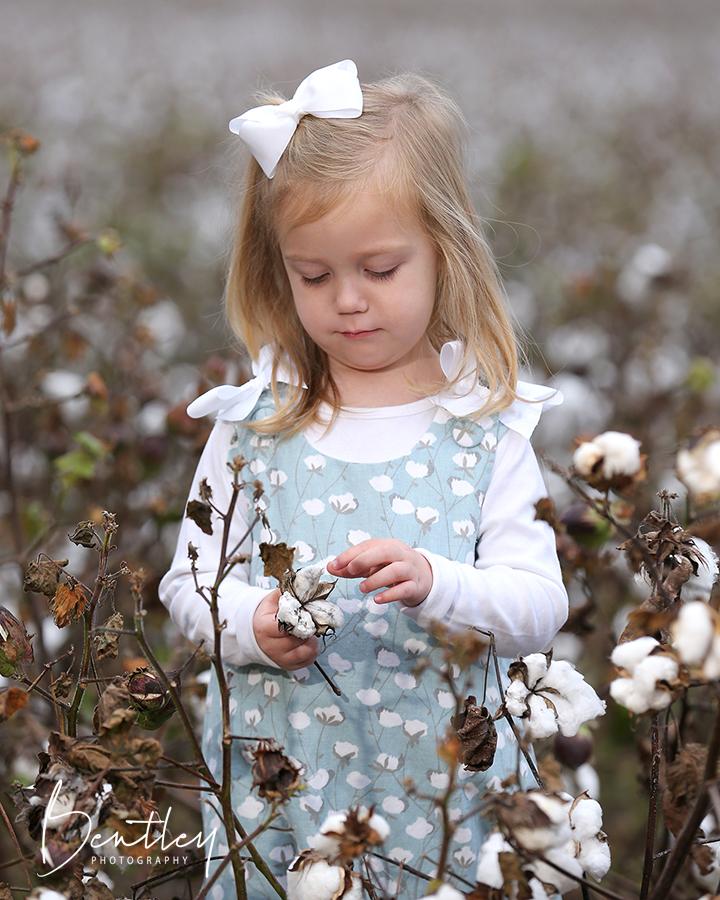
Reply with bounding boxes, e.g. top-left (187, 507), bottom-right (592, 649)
top-left (201, 390), bottom-right (532, 899)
